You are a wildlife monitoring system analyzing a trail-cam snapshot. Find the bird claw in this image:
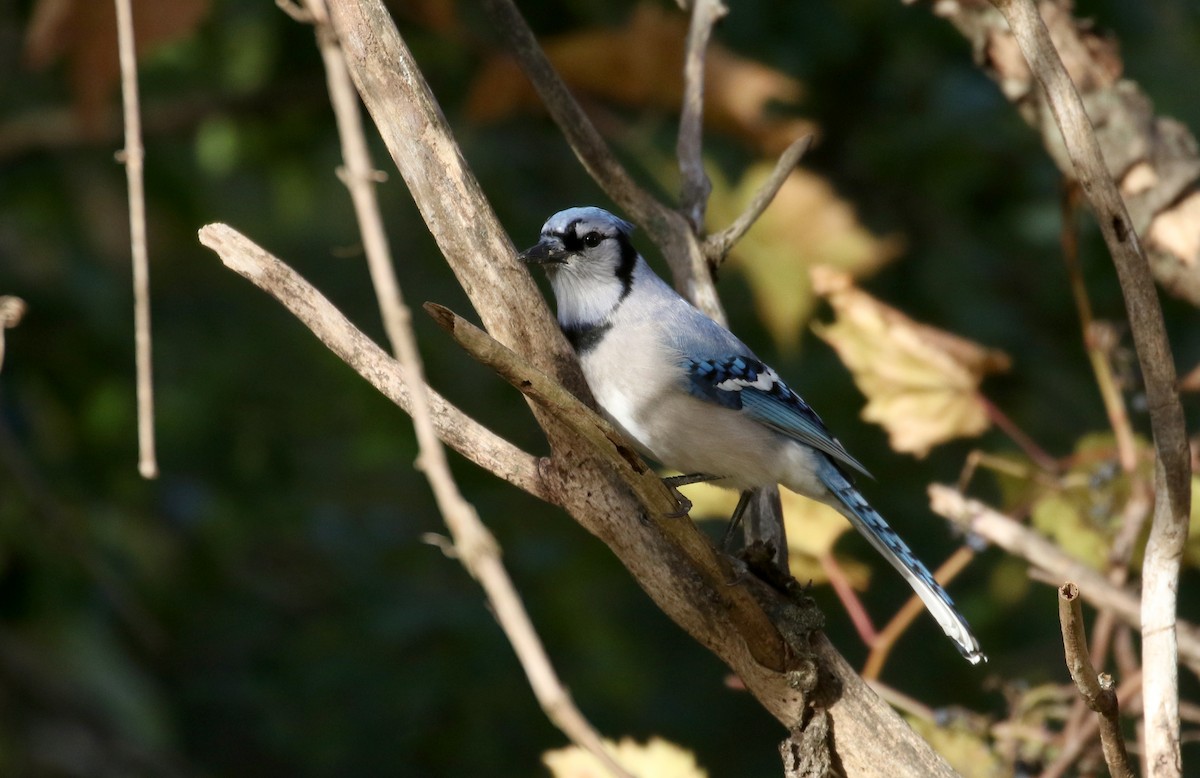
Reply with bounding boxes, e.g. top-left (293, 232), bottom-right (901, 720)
top-left (662, 482), bottom-right (694, 518)
top-left (661, 473), bottom-right (719, 517)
